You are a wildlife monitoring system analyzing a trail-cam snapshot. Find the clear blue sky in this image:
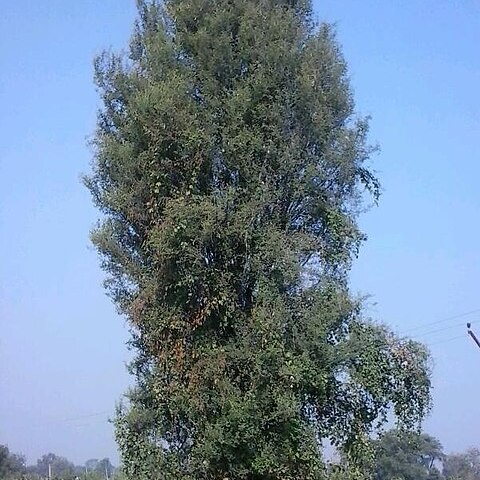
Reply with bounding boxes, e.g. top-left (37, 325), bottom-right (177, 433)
top-left (1, 0), bottom-right (479, 466)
